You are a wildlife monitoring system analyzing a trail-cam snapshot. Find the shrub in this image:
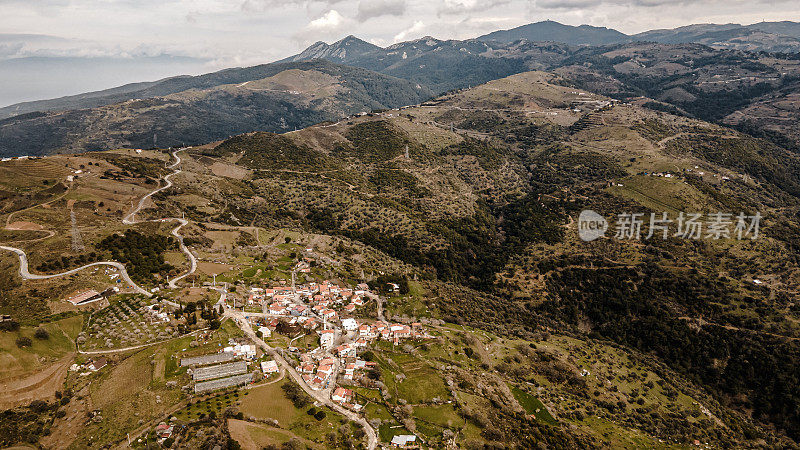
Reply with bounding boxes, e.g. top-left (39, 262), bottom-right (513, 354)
top-left (16, 336), bottom-right (32, 348)
top-left (34, 328), bottom-right (49, 340)
top-left (28, 400), bottom-right (48, 412)
top-left (281, 382), bottom-right (310, 408)
top-left (0, 320), bottom-right (20, 332)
